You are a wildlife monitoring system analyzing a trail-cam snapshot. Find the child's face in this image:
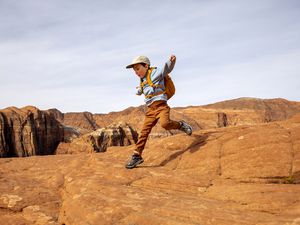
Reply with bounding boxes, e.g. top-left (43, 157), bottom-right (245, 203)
top-left (133, 64), bottom-right (148, 78)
